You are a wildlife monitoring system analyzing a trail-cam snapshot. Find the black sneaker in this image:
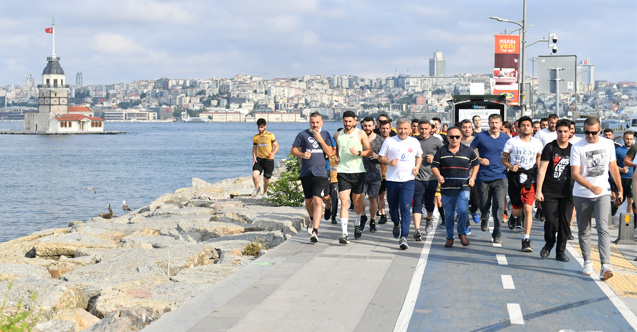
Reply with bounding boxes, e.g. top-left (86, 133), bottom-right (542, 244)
top-left (424, 218), bottom-right (433, 234)
top-left (377, 210), bottom-right (381, 217)
top-left (324, 208), bottom-right (331, 221)
top-left (360, 215), bottom-right (368, 232)
top-left (379, 214), bottom-right (388, 224)
top-left (556, 253), bottom-right (570, 262)
top-left (492, 233), bottom-right (501, 244)
top-left (568, 233), bottom-right (574, 240)
top-left (369, 219), bottom-right (377, 233)
top-left (508, 216), bottom-right (517, 230)
top-left (339, 234), bottom-right (350, 244)
top-left (414, 229), bottom-right (422, 241)
top-left (481, 221), bottom-right (488, 232)
top-left (354, 226), bottom-right (362, 239)
top-left (521, 239), bottom-right (533, 252)
top-left (515, 217), bottom-right (523, 230)
top-left (540, 246), bottom-right (550, 258)
top-left (310, 230), bottom-right (319, 243)
top-left (534, 209), bottom-right (541, 220)
top-left (392, 224), bottom-right (401, 239)
top-left (399, 237), bottom-right (409, 250)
